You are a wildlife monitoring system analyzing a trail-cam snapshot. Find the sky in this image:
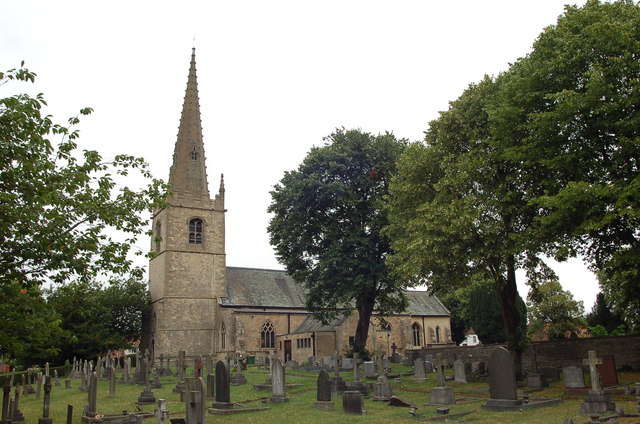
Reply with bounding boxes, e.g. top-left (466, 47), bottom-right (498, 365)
top-left (2, 0), bottom-right (601, 309)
